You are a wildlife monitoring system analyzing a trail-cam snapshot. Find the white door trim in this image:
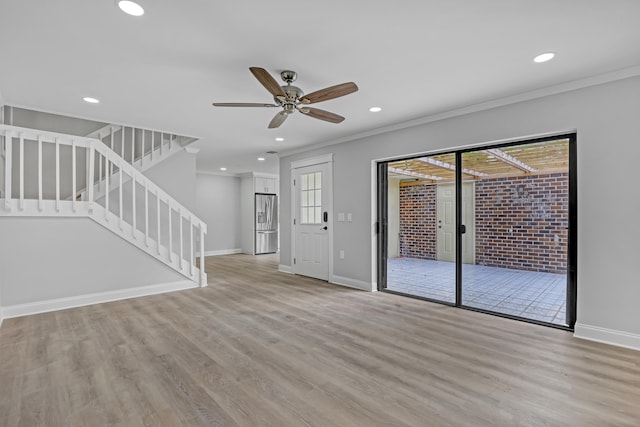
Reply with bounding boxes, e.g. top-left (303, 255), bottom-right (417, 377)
top-left (290, 153), bottom-right (334, 169)
top-left (291, 155), bottom-right (334, 282)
